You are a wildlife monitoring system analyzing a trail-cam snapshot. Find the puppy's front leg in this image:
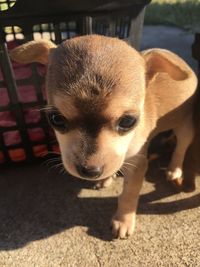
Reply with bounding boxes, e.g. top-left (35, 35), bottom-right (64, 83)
top-left (112, 157), bottom-right (148, 239)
